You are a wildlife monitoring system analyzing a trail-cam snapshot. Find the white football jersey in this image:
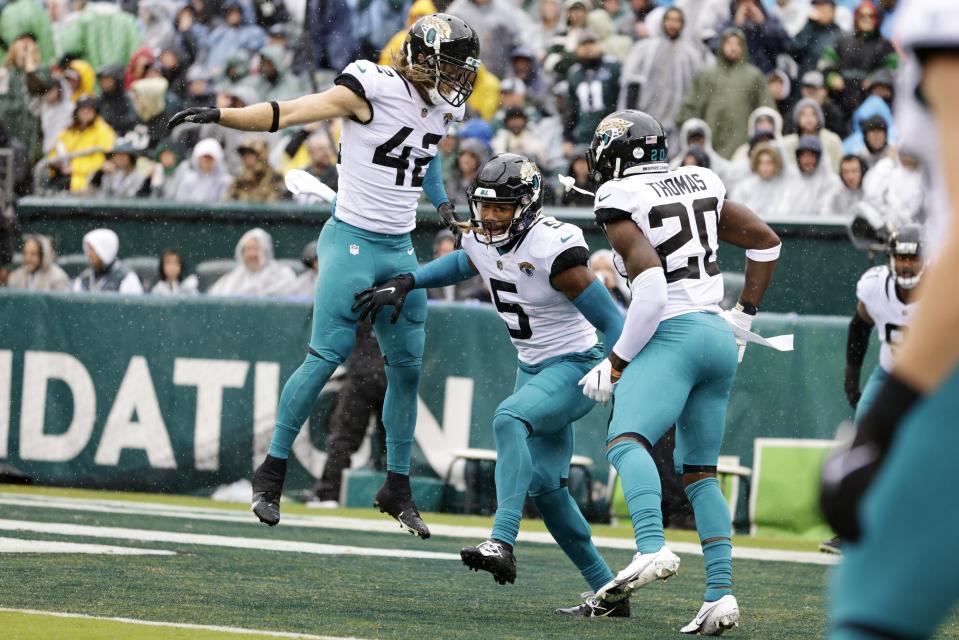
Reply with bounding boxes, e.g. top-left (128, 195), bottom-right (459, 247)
top-left (594, 165), bottom-right (726, 320)
top-left (461, 216), bottom-right (599, 366)
top-left (333, 61), bottom-right (465, 235)
top-left (856, 265), bottom-right (917, 372)
top-left (895, 0), bottom-right (959, 260)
